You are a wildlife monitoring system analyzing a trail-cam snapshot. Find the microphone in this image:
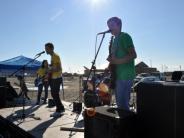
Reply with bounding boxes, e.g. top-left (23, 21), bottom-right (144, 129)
top-left (35, 51), bottom-right (45, 56)
top-left (97, 30), bottom-right (111, 35)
